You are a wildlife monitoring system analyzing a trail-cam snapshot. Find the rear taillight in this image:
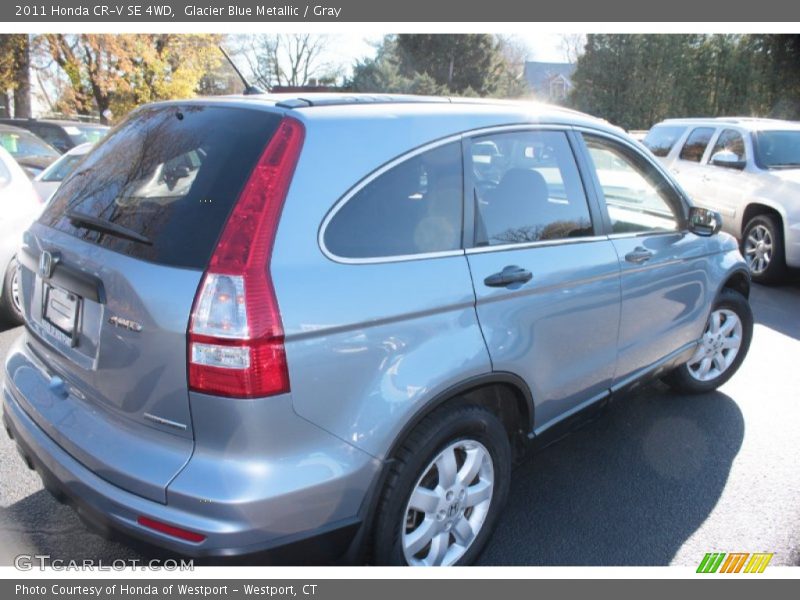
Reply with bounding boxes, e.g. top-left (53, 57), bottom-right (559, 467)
top-left (188, 117), bottom-right (304, 398)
